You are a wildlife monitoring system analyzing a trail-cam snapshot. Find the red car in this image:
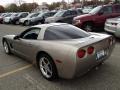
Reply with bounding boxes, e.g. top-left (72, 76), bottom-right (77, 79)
top-left (73, 4), bottom-right (120, 31)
